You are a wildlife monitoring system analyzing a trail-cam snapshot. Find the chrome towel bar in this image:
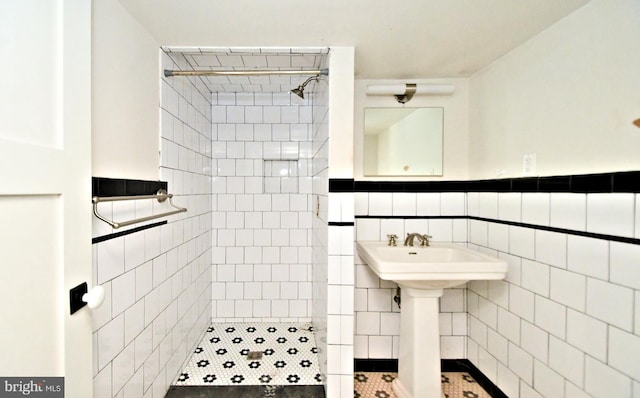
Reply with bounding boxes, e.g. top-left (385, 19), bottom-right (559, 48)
top-left (92, 189), bottom-right (187, 229)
